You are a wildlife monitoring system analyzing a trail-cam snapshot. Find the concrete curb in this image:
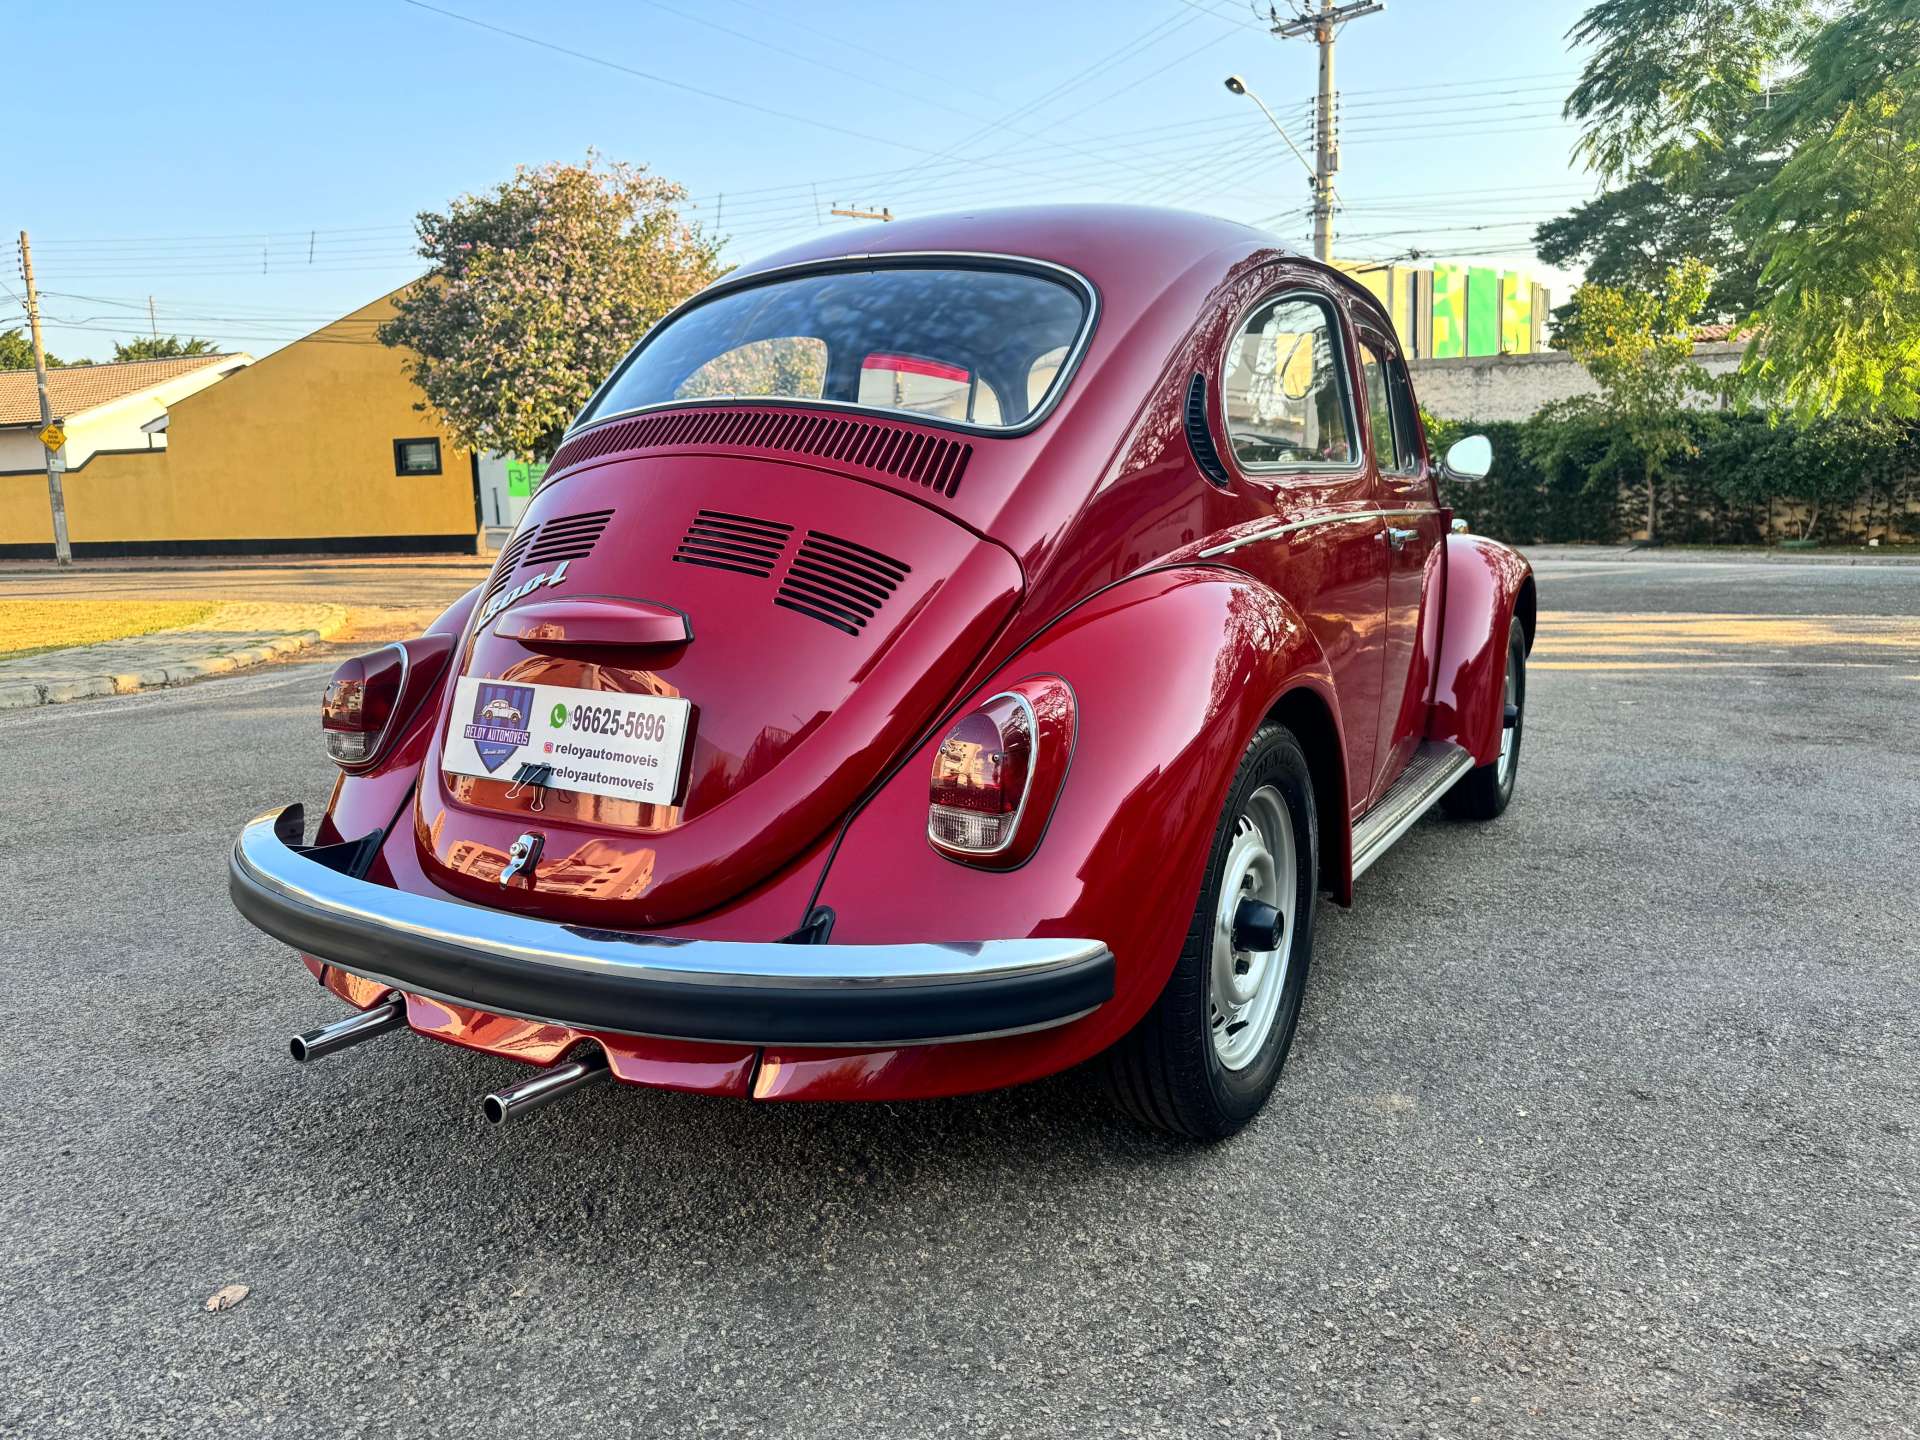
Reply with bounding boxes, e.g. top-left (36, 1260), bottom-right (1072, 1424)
top-left (0, 607), bottom-right (348, 711)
